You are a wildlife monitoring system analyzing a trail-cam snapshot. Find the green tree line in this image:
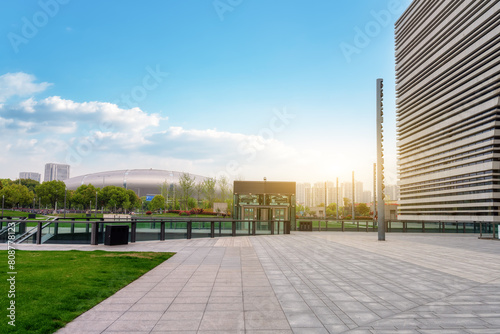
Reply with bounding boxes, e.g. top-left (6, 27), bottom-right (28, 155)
top-left (0, 173), bottom-right (234, 214)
